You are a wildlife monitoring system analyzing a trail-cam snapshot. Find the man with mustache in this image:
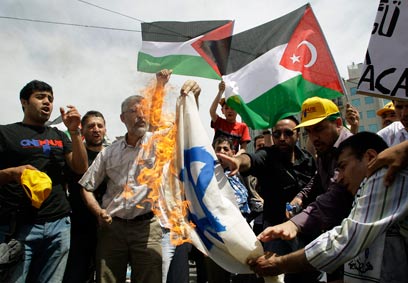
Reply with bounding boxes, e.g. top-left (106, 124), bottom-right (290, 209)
top-left (79, 70), bottom-right (201, 283)
top-left (63, 110), bottom-right (108, 283)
